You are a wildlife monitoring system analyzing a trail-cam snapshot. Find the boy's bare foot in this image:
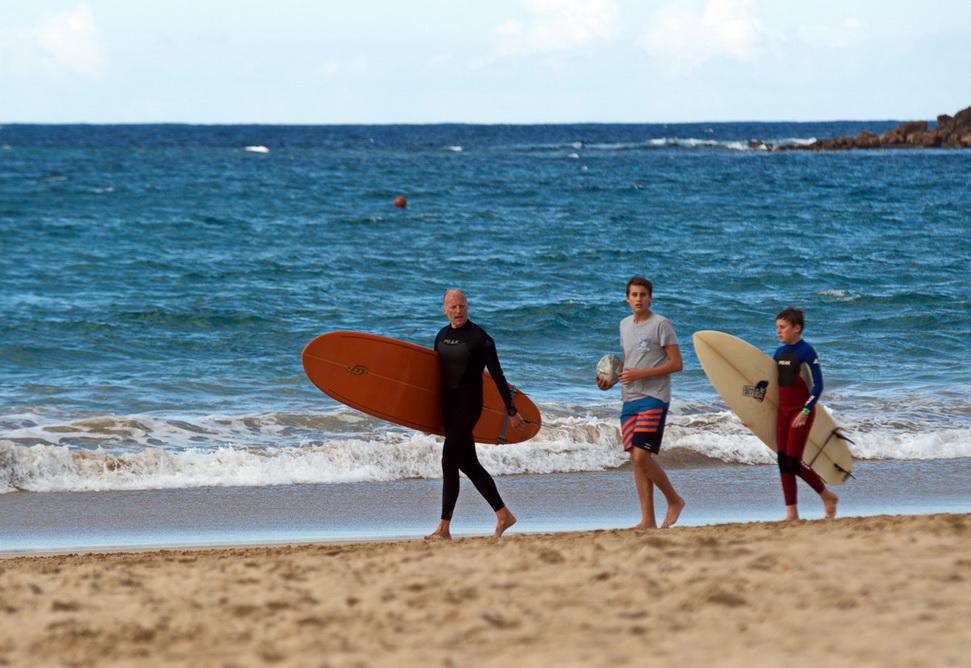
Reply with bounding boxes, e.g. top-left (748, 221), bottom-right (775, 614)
top-left (661, 496), bottom-right (686, 528)
top-left (822, 490), bottom-right (839, 519)
top-left (631, 521), bottom-right (658, 530)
